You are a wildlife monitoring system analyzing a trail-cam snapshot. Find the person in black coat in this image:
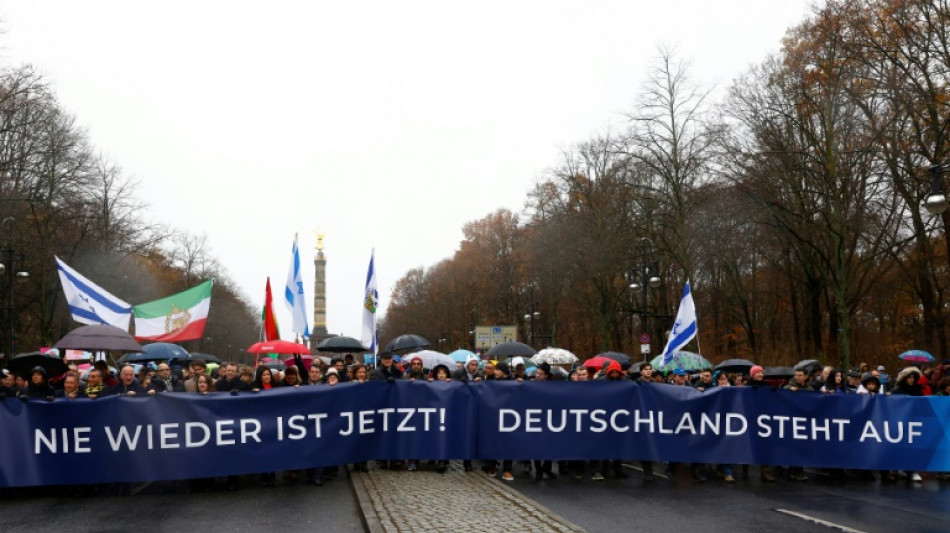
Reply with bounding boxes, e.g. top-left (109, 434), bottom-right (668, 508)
top-left (20, 366), bottom-right (55, 400)
top-left (214, 362), bottom-right (249, 392)
top-left (369, 354), bottom-right (403, 381)
top-left (0, 368), bottom-right (19, 398)
top-left (108, 365), bottom-right (147, 396)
